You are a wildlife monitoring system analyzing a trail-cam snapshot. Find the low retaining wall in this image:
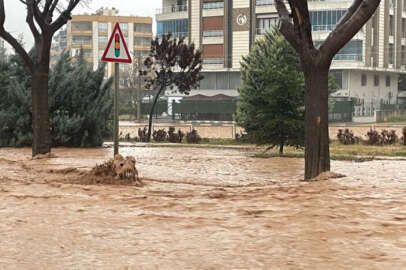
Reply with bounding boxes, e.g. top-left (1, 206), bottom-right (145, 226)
top-left (119, 122), bottom-right (405, 140)
top-left (119, 122), bottom-right (244, 139)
